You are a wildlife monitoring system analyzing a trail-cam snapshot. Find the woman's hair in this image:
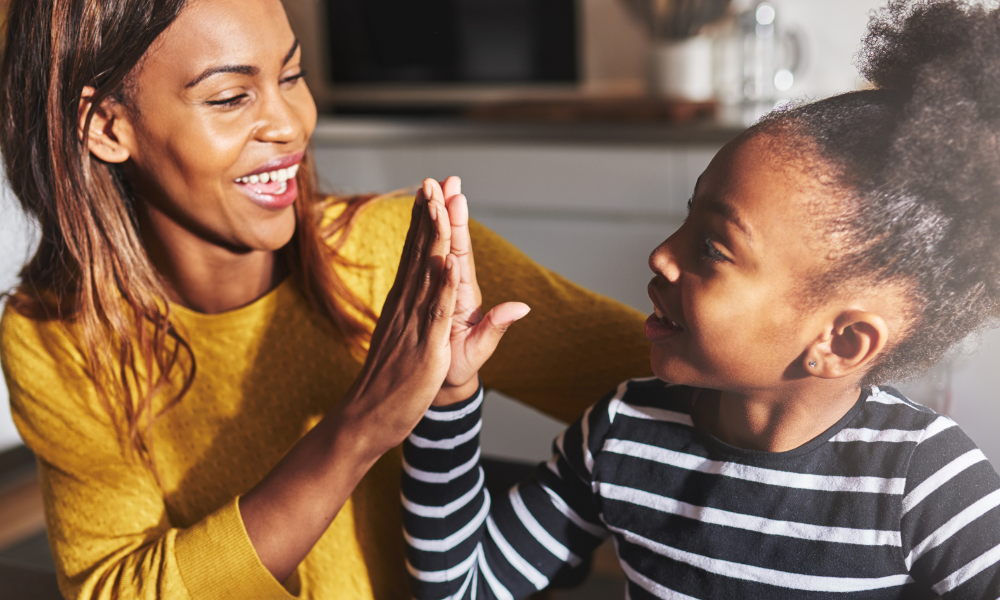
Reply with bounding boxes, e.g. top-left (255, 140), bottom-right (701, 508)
top-left (0, 0), bottom-right (376, 471)
top-left (749, 0), bottom-right (1000, 386)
